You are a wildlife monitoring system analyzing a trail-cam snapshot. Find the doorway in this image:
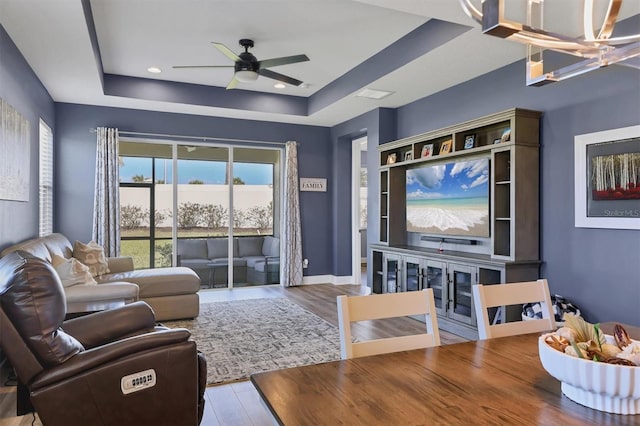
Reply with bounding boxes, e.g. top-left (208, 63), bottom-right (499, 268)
top-left (351, 136), bottom-right (367, 285)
